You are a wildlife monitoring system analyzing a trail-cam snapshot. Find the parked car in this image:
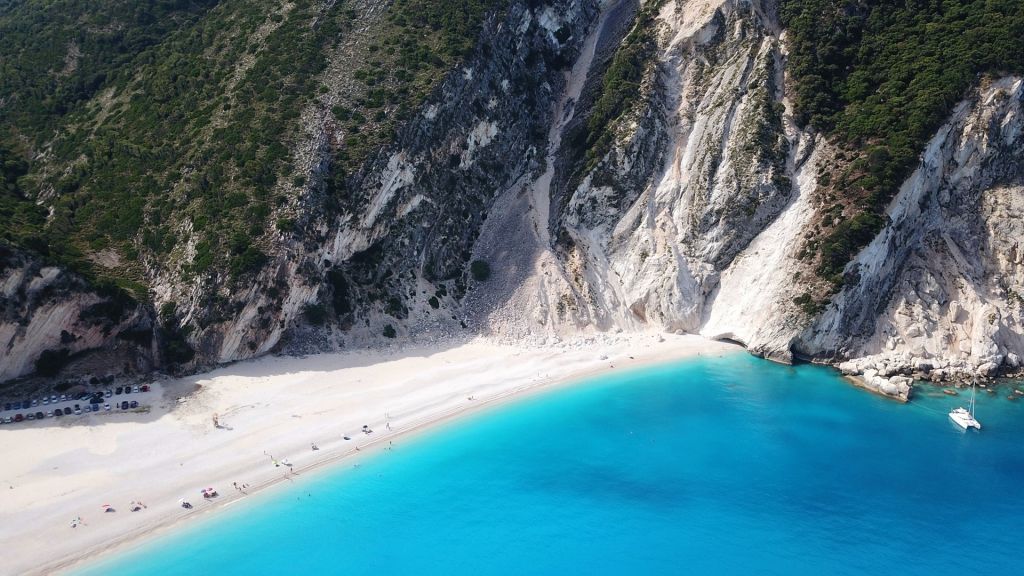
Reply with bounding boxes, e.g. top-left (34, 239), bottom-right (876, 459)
top-left (121, 401), bottom-right (129, 410)
top-left (123, 387), bottom-right (131, 395)
top-left (115, 386), bottom-right (123, 395)
top-left (74, 408), bottom-right (82, 415)
top-left (26, 413), bottom-right (35, 421)
top-left (141, 385), bottom-right (150, 392)
top-left (15, 414), bottom-right (24, 422)
top-left (133, 386), bottom-right (140, 393)
top-left (104, 403), bottom-right (111, 411)
top-left (43, 398), bottom-right (50, 405)
top-left (60, 394), bottom-right (67, 402)
top-left (3, 416), bottom-right (11, 424)
top-left (53, 410), bottom-right (62, 418)
top-left (129, 401), bottom-right (138, 409)
top-left (63, 407), bottom-right (72, 415)
top-left (50, 394), bottom-right (57, 401)
top-left (31, 399), bottom-right (39, 407)
top-left (105, 389), bottom-right (113, 398)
